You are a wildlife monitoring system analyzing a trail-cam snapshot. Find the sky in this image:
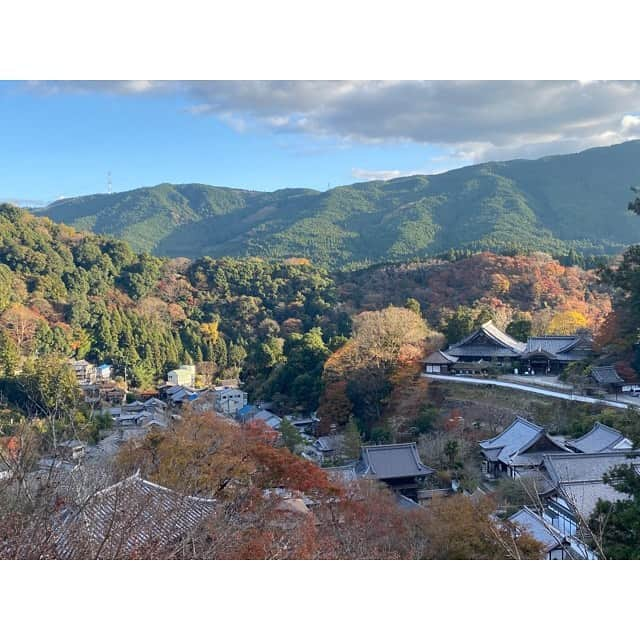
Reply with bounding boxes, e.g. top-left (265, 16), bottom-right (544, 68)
top-left (2, 80), bottom-right (640, 205)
